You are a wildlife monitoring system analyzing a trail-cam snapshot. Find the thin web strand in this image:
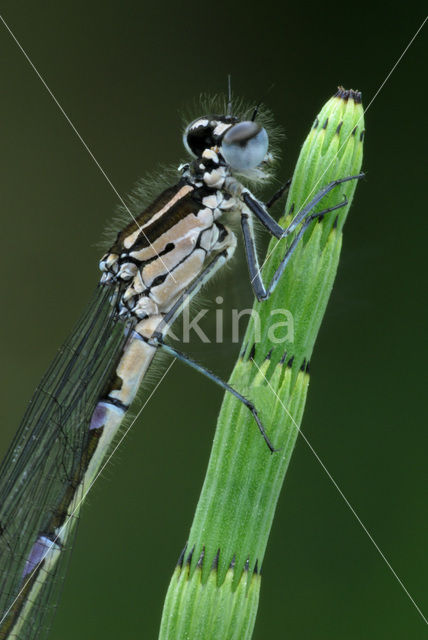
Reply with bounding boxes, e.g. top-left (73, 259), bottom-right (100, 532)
top-left (253, 15), bottom-right (427, 284)
top-left (0, 359), bottom-right (176, 627)
top-left (0, 13), bottom-right (177, 284)
top-left (251, 358), bottom-right (428, 626)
